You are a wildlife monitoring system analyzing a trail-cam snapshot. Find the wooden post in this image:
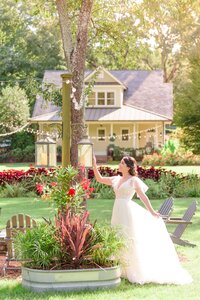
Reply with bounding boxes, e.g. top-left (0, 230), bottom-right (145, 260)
top-left (61, 73), bottom-right (72, 167)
